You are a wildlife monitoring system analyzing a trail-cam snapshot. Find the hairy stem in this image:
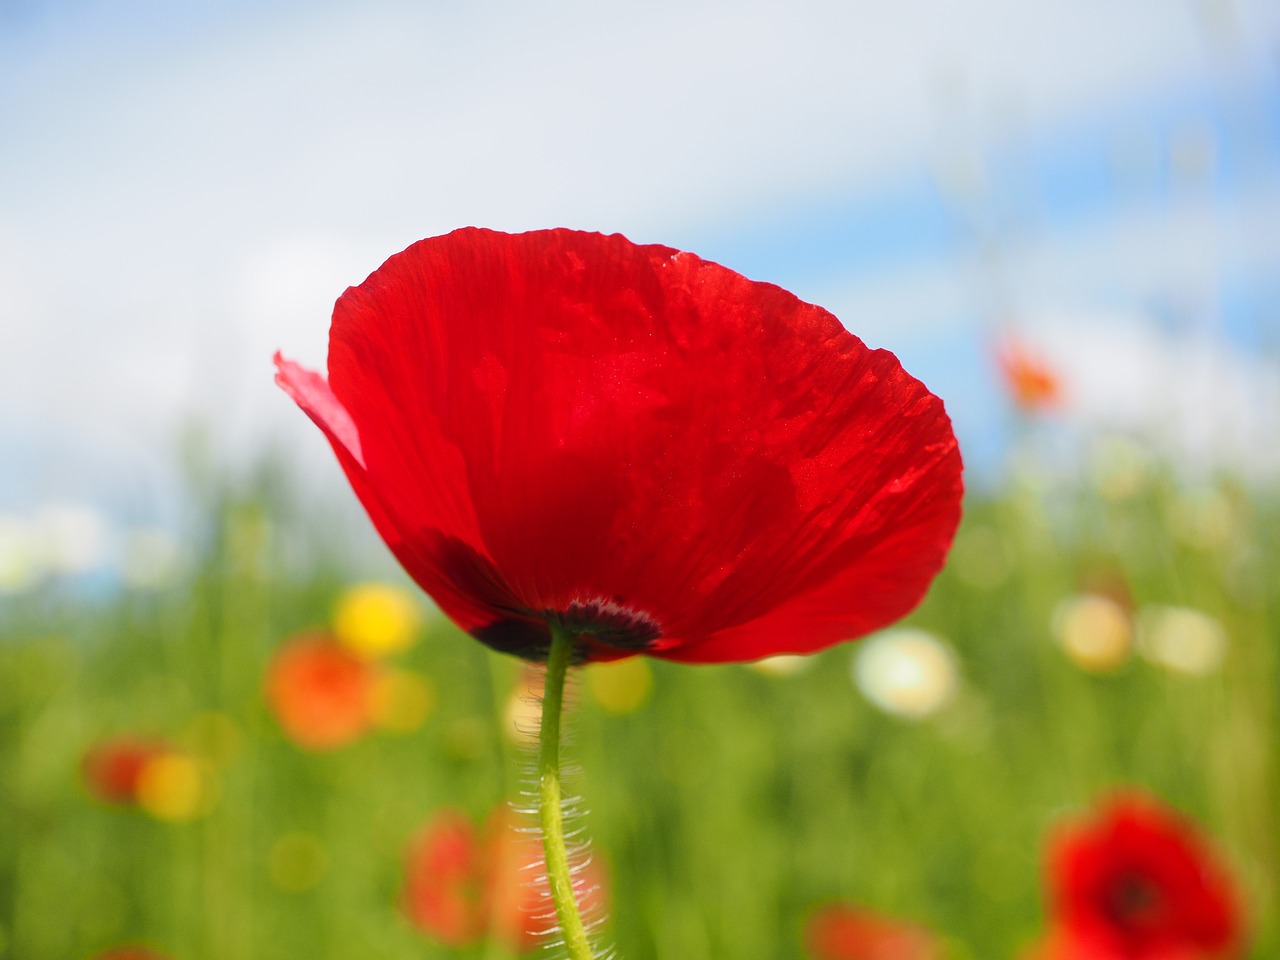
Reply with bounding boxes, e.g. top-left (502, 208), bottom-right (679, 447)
top-left (538, 625), bottom-right (596, 960)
